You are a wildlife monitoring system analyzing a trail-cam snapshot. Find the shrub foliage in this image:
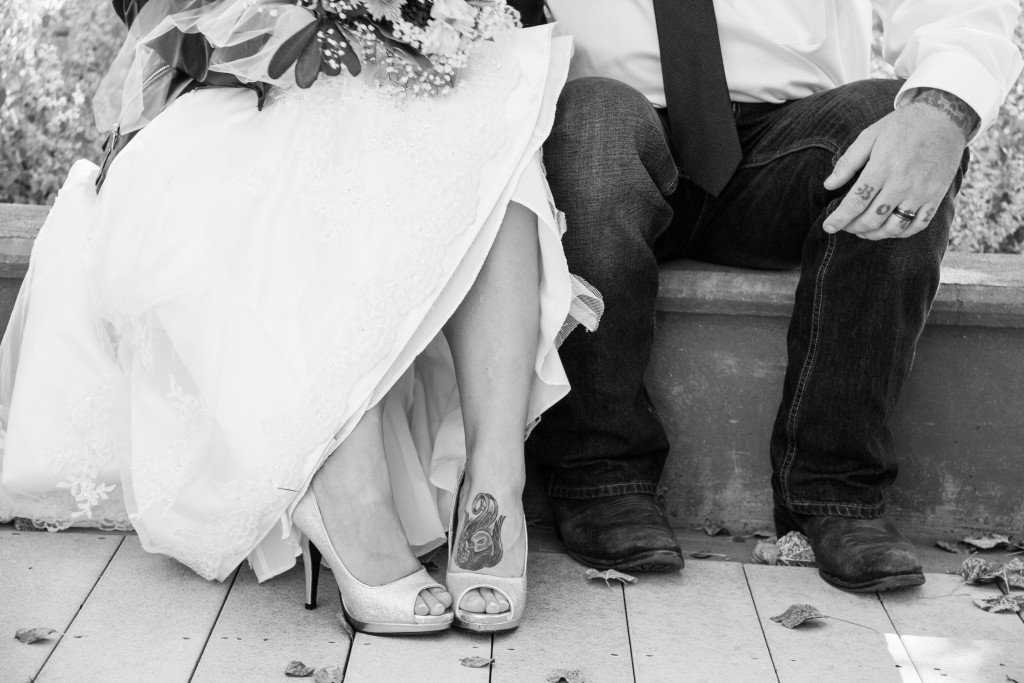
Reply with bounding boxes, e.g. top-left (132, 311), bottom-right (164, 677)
top-left (1, 1), bottom-right (1022, 252)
